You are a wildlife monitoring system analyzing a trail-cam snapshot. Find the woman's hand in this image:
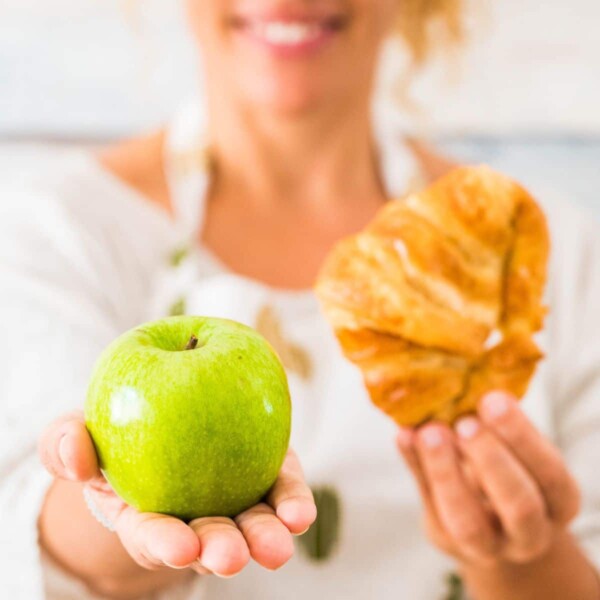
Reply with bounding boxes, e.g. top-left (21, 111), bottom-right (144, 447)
top-left (39, 410), bottom-right (316, 579)
top-left (396, 391), bottom-right (581, 567)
